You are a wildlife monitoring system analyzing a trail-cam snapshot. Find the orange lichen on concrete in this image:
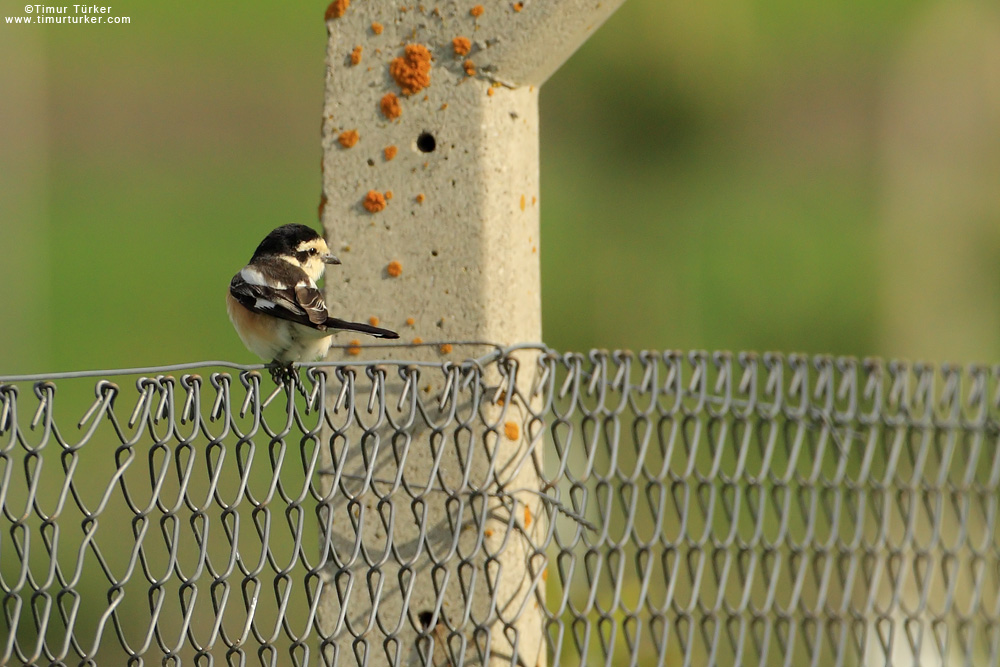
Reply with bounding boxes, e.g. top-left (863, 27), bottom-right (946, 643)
top-left (504, 421), bottom-right (519, 440)
top-left (452, 36), bottom-right (471, 56)
top-left (390, 44), bottom-right (432, 96)
top-left (440, 103), bottom-right (448, 110)
top-left (463, 59), bottom-right (476, 76)
top-left (338, 129), bottom-right (360, 148)
top-left (347, 339), bottom-right (362, 355)
top-left (484, 529), bottom-right (494, 538)
top-left (363, 190), bottom-right (387, 212)
top-left (519, 194), bottom-right (526, 211)
top-left (387, 260), bottom-right (403, 277)
top-left (524, 505), bottom-right (532, 528)
top-left (380, 93), bottom-right (402, 120)
top-left (542, 567), bottom-right (548, 581)
top-left (350, 45), bottom-right (362, 65)
top-left (325, 0), bottom-right (349, 20)
top-left (513, 2), bottom-right (523, 11)
top-left (470, 4), bottom-right (484, 17)
top-left (415, 193), bottom-right (425, 203)
top-left (532, 196), bottom-right (537, 205)
top-left (318, 193), bottom-right (328, 220)
top-left (369, 316), bottom-right (380, 326)
top-left (384, 190), bottom-right (393, 200)
top-left (487, 87), bottom-right (495, 97)
top-left (412, 337), bottom-right (423, 344)
top-left (384, 145), bottom-right (398, 161)
top-left (439, 343), bottom-right (452, 354)
top-left (405, 317), bottom-right (415, 326)
top-left (371, 21), bottom-right (384, 34)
